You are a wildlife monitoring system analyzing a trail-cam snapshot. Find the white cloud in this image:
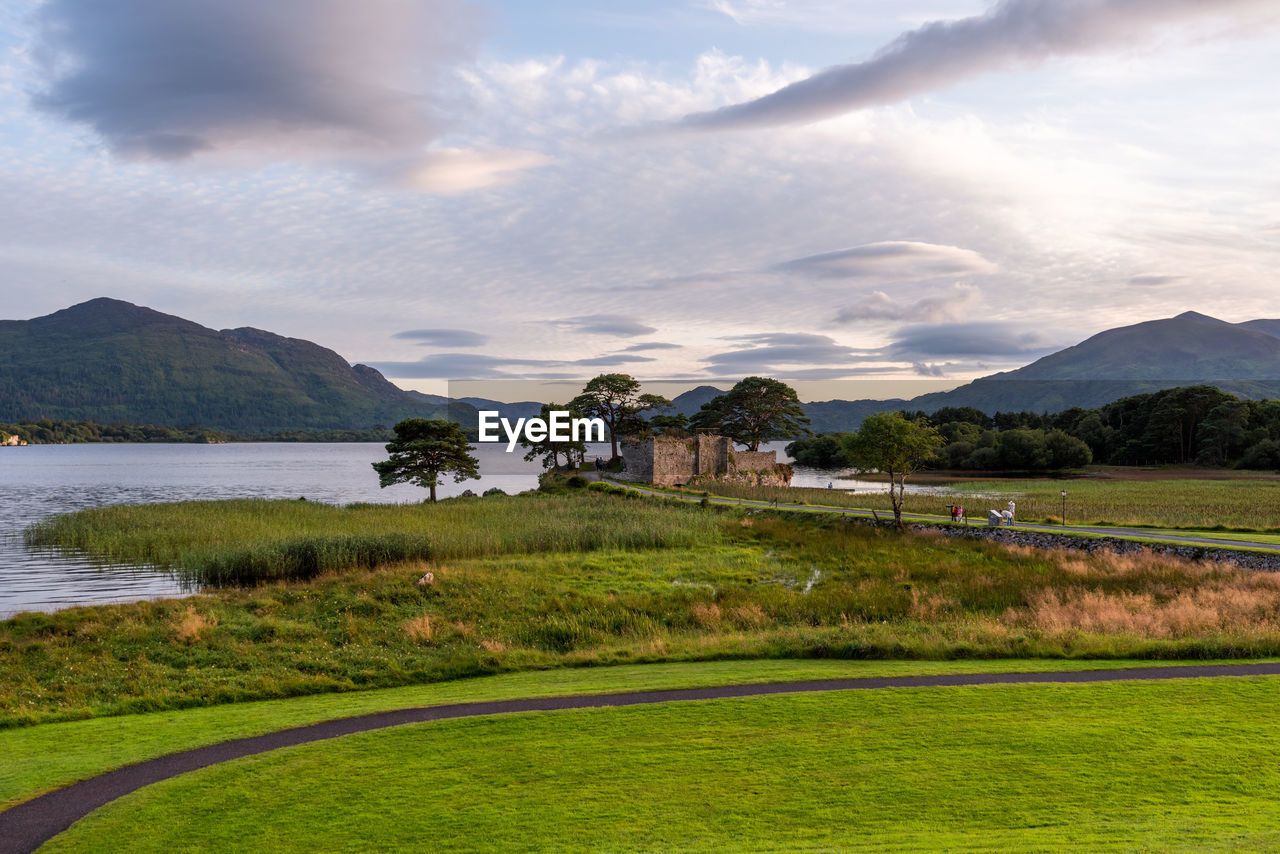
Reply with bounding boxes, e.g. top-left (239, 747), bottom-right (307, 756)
top-left (393, 148), bottom-right (551, 195)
